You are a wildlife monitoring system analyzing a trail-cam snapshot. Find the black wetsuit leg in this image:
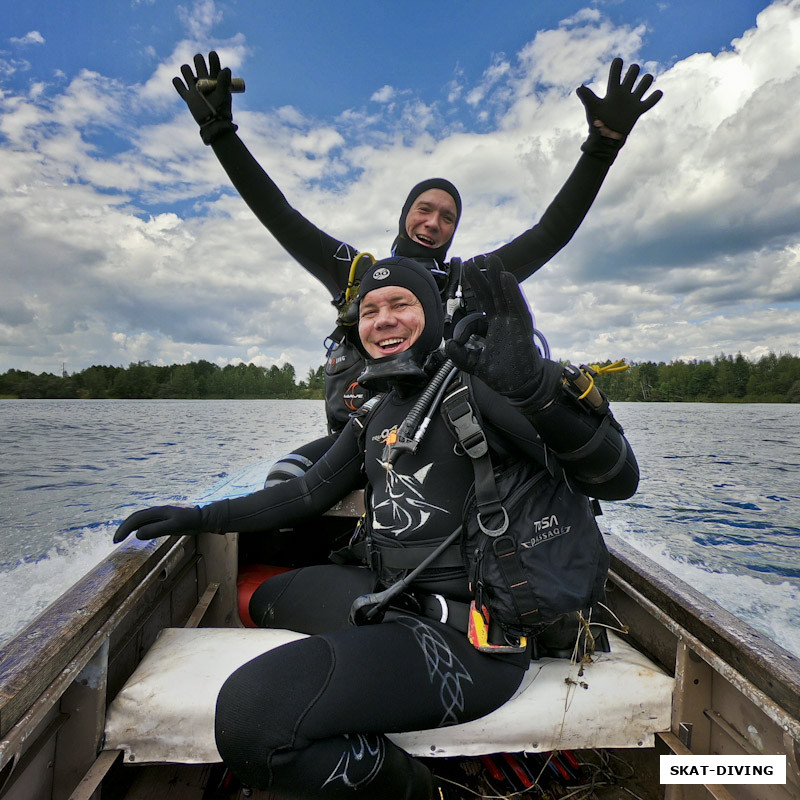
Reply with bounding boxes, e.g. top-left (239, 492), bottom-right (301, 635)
top-left (218, 565), bottom-right (528, 798)
top-left (264, 433), bottom-right (339, 487)
top-left (248, 564), bottom-right (376, 632)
